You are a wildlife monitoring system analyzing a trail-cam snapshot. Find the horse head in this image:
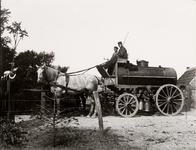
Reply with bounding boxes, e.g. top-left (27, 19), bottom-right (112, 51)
top-left (36, 64), bottom-right (46, 83)
top-left (36, 64), bottom-right (60, 85)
